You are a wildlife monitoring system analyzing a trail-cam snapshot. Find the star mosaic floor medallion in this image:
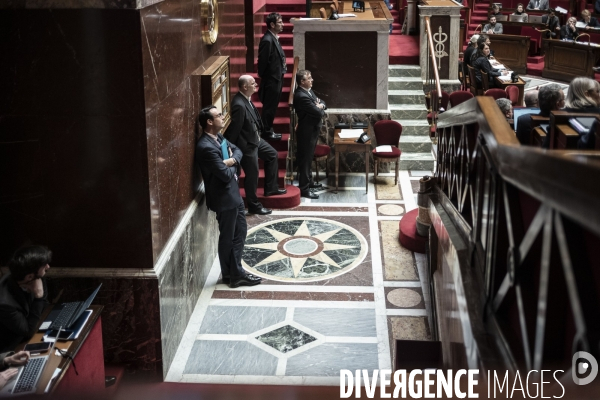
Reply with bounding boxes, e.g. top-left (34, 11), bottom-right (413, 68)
top-left (242, 218), bottom-right (368, 282)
